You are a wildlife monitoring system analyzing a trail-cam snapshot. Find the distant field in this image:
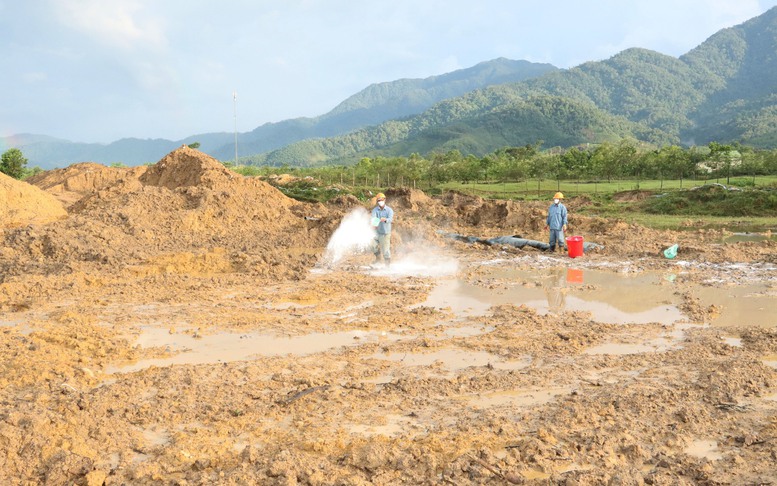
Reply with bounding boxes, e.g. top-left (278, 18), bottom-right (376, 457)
top-left (438, 176), bottom-right (777, 201)
top-left (438, 176), bottom-right (777, 231)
